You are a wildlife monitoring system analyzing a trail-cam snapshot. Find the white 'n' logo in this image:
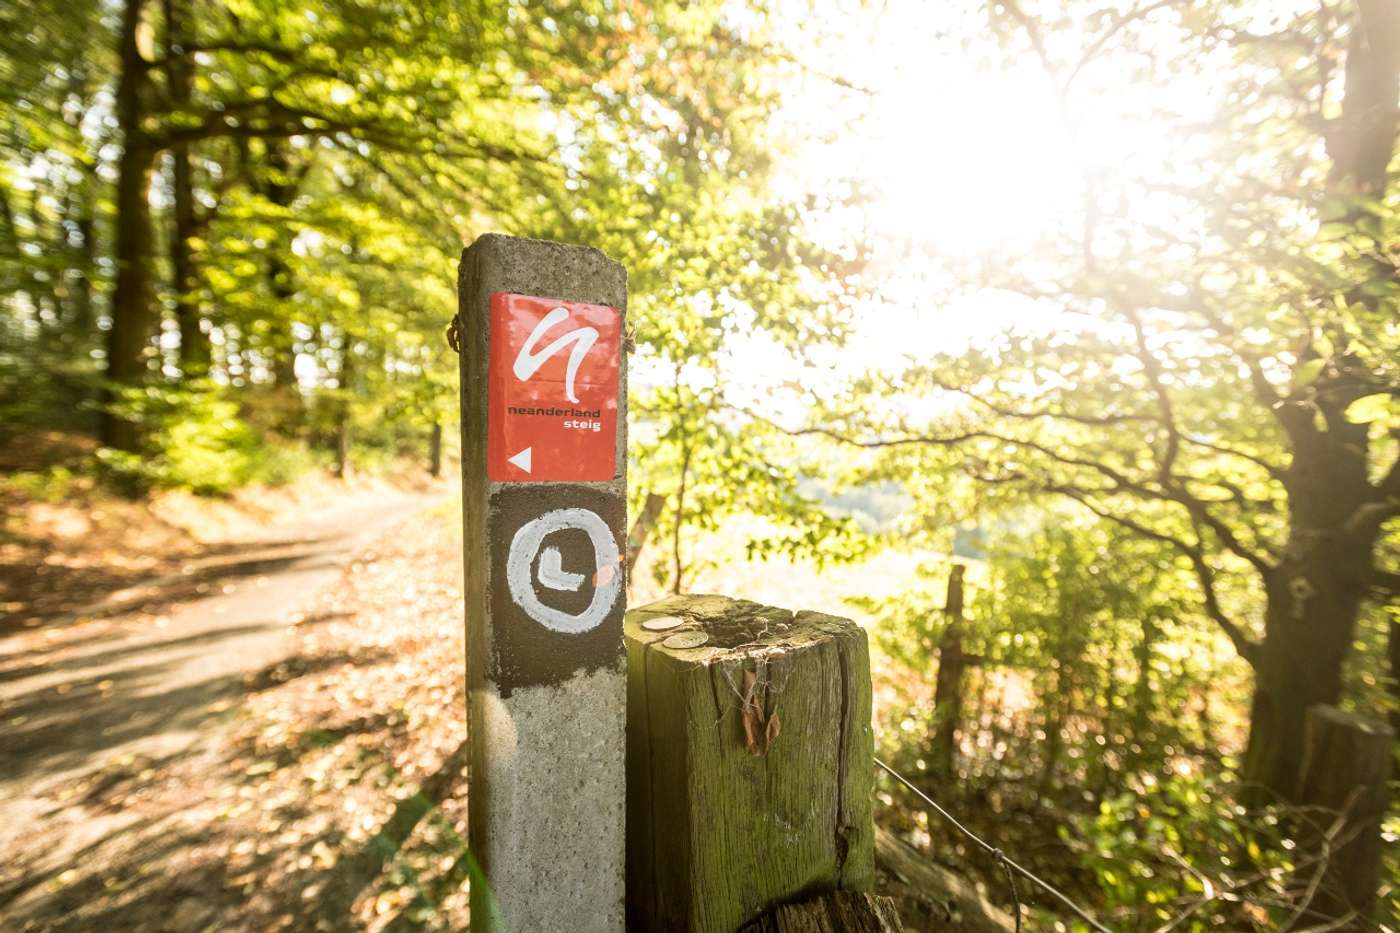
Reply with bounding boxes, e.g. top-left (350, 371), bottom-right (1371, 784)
top-left (513, 306), bottom-right (598, 404)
